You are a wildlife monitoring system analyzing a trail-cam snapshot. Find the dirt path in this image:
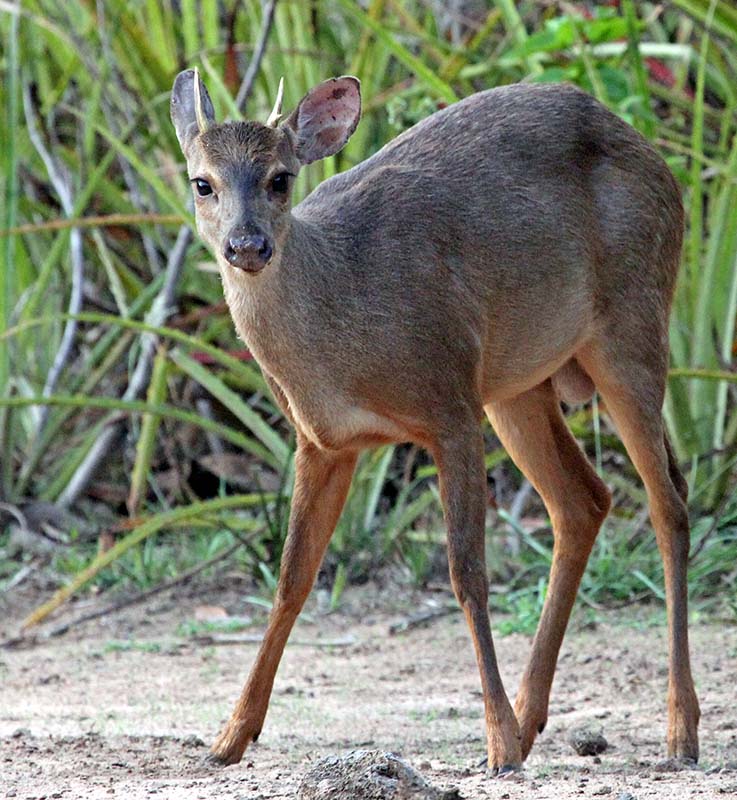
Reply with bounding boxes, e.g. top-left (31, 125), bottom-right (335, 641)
top-left (1, 587), bottom-right (735, 799)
